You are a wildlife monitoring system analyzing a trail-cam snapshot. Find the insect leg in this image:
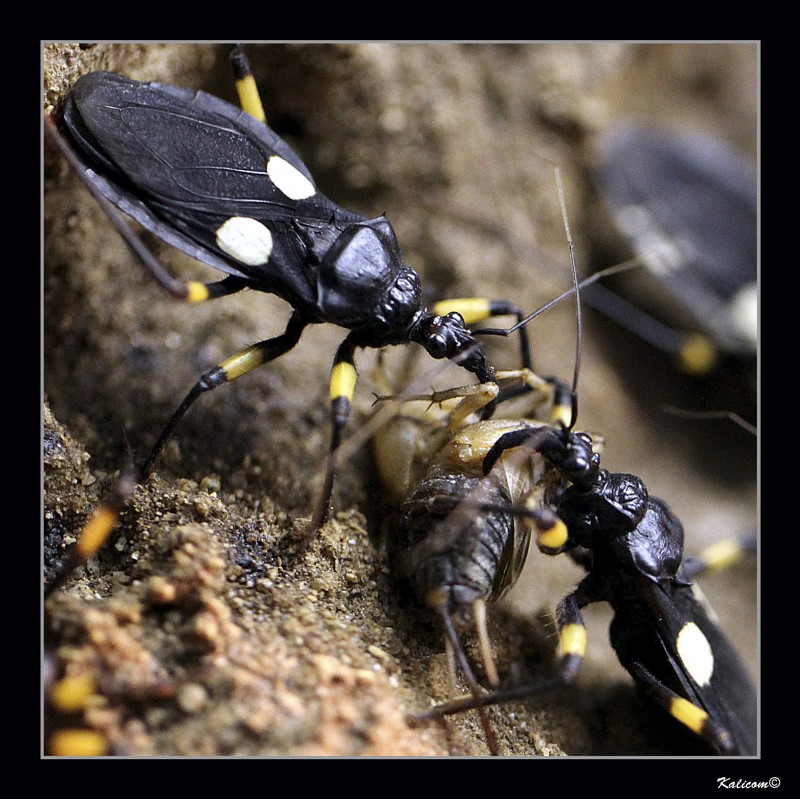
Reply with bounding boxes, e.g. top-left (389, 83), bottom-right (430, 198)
top-left (230, 44), bottom-right (267, 124)
top-left (308, 336), bottom-right (359, 534)
top-left (680, 533), bottom-right (757, 581)
top-left (44, 656), bottom-right (108, 756)
top-left (472, 598), bottom-right (500, 688)
top-left (432, 298), bottom-right (534, 372)
top-left (140, 312), bottom-right (308, 479)
top-left (44, 472), bottom-right (136, 598)
top-left (625, 662), bottom-right (736, 755)
top-left (431, 298), bottom-right (534, 419)
top-left (45, 313), bottom-right (308, 595)
top-left (415, 580), bottom-right (596, 721)
top-left (436, 602), bottom-right (500, 756)
top-left (552, 587), bottom-right (591, 685)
